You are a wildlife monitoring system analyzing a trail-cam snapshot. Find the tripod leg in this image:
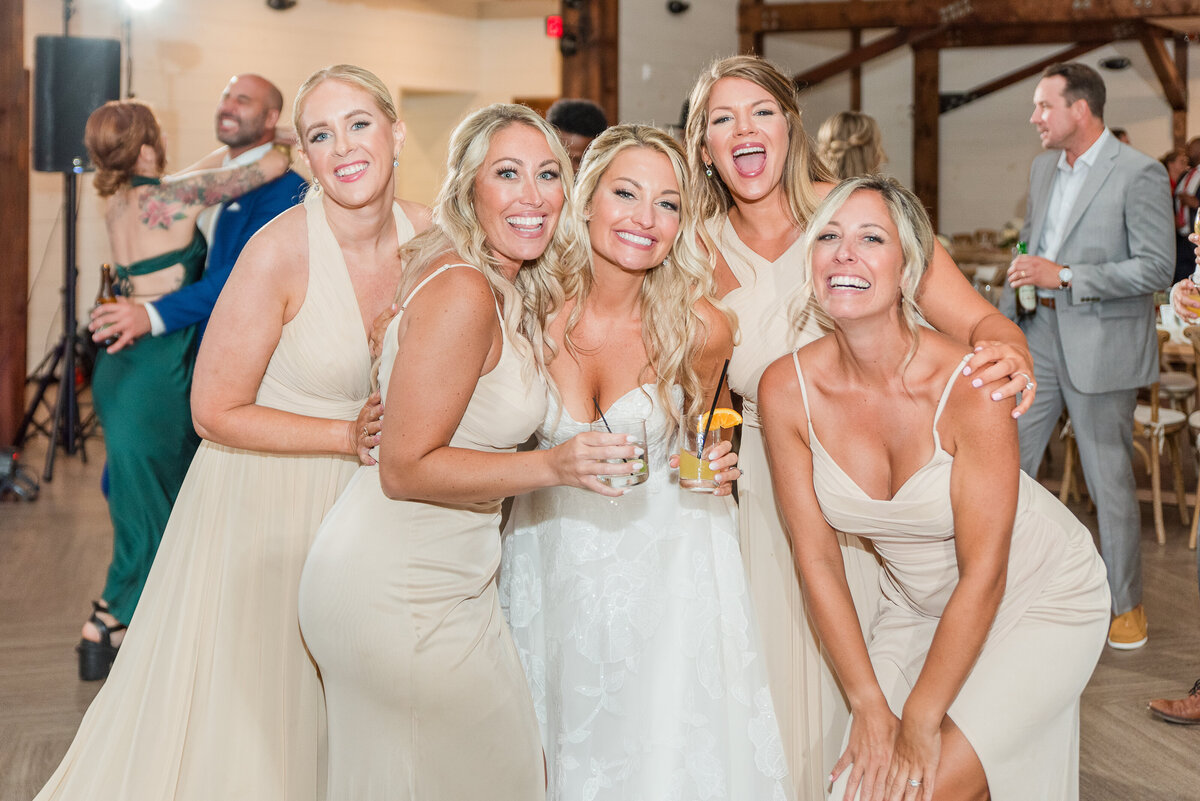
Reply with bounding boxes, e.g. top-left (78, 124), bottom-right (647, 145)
top-left (43, 366), bottom-right (65, 482)
top-left (14, 340), bottom-right (65, 448)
